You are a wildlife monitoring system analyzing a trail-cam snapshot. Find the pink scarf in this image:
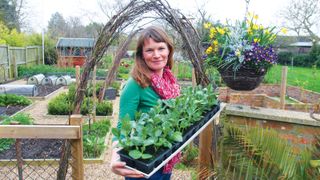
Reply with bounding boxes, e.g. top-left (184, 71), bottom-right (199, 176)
top-left (150, 66), bottom-right (181, 173)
